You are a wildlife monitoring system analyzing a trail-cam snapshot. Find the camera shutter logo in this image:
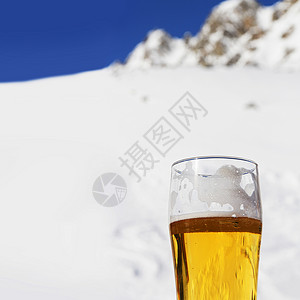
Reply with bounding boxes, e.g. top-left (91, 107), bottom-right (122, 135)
top-left (92, 173), bottom-right (127, 207)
